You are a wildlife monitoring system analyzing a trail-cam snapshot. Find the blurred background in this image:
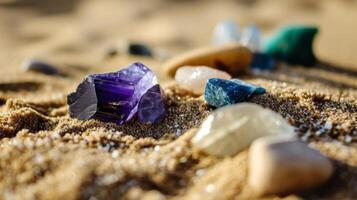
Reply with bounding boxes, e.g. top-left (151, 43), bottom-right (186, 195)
top-left (0, 0), bottom-right (357, 74)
